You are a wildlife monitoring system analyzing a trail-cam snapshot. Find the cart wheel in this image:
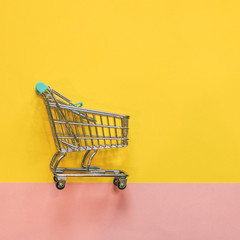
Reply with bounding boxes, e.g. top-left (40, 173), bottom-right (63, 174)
top-left (113, 177), bottom-right (119, 186)
top-left (56, 180), bottom-right (66, 190)
top-left (53, 176), bottom-right (58, 182)
top-left (117, 178), bottom-right (127, 190)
